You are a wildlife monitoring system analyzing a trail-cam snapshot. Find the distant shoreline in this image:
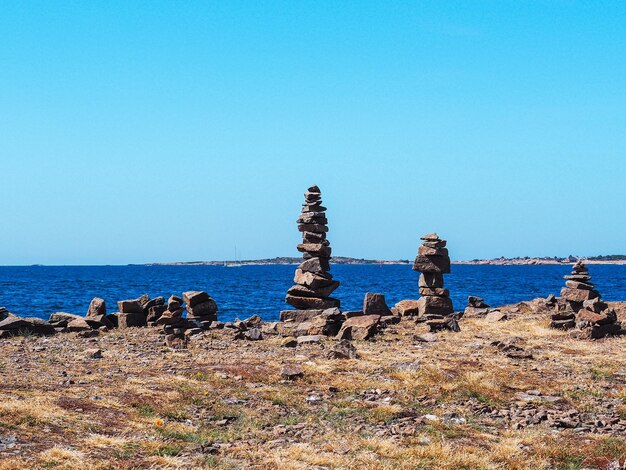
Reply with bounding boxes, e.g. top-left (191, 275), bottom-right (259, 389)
top-left (140, 255), bottom-right (626, 267)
